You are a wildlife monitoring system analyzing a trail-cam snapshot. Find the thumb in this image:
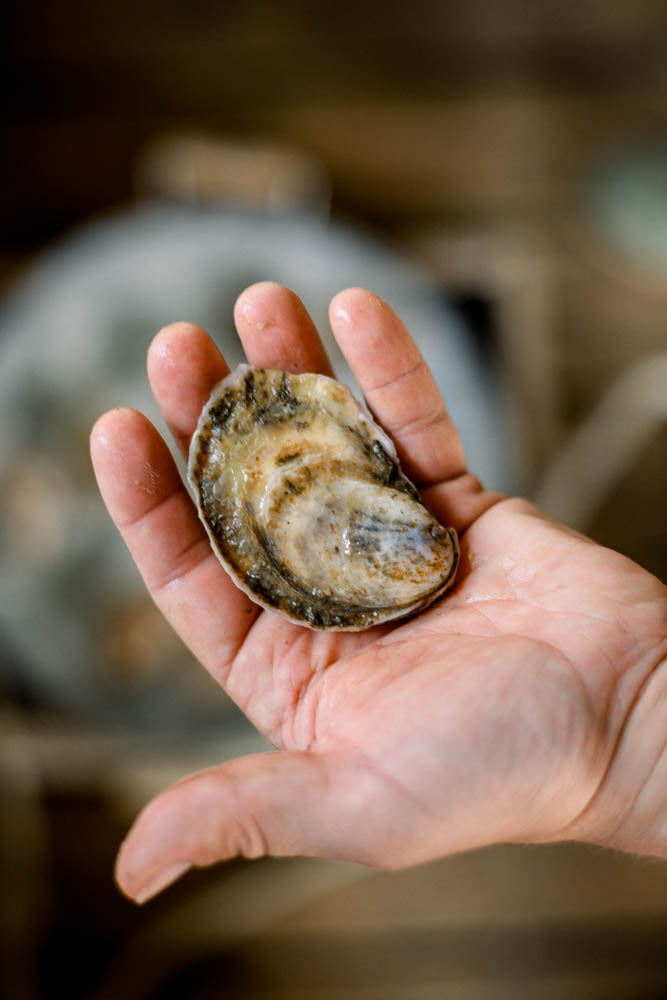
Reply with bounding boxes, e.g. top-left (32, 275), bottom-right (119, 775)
top-left (115, 749), bottom-right (378, 903)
